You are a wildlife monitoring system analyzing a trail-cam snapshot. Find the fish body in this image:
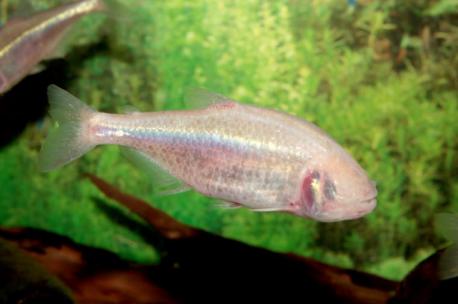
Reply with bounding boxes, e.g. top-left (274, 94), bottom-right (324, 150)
top-left (0, 0), bottom-right (105, 94)
top-left (40, 85), bottom-right (377, 222)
